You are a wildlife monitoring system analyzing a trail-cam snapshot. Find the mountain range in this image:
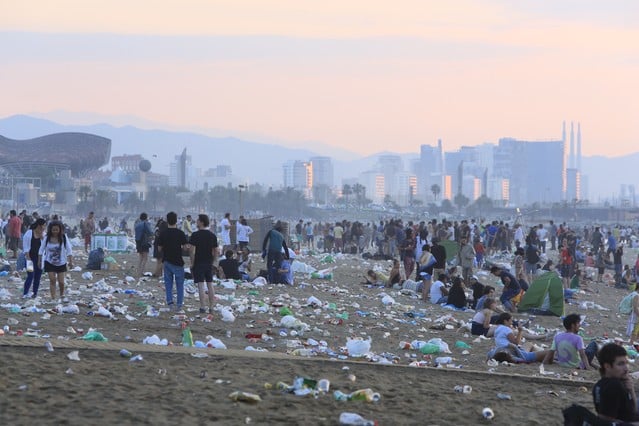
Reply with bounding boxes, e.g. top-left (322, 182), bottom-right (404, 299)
top-left (0, 114), bottom-right (634, 202)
